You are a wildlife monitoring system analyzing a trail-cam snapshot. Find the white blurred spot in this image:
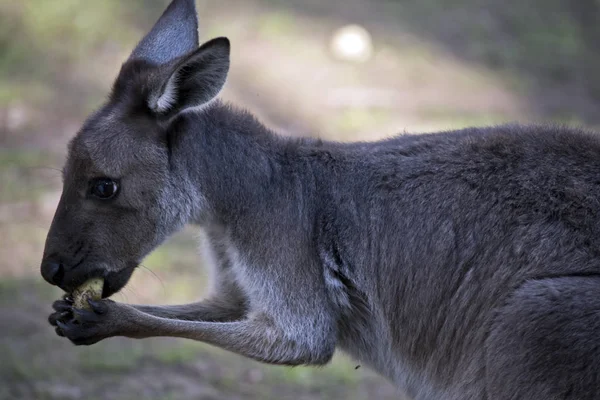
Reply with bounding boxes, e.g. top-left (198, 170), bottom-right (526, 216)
top-left (6, 104), bottom-right (28, 131)
top-left (330, 24), bottom-right (373, 63)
